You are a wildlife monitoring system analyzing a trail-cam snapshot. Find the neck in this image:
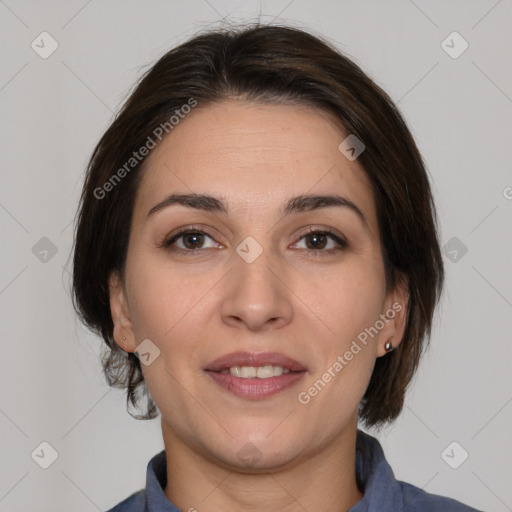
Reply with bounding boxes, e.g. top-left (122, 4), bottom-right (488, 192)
top-left (162, 419), bottom-right (363, 512)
